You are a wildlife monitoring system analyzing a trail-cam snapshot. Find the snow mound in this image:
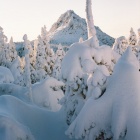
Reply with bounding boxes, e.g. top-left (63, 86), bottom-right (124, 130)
top-left (32, 77), bottom-right (64, 111)
top-left (0, 77), bottom-right (65, 112)
top-left (49, 10), bottom-right (114, 46)
top-left (66, 47), bottom-right (140, 140)
top-left (0, 95), bottom-right (73, 140)
top-left (0, 66), bottom-right (14, 83)
top-left (0, 83), bottom-right (28, 102)
top-left (0, 115), bottom-right (34, 140)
